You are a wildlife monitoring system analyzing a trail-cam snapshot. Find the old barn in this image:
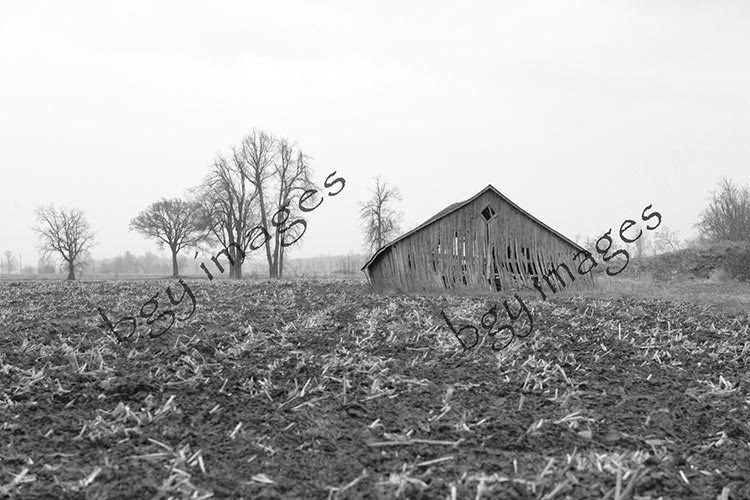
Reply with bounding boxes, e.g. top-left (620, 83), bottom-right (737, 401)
top-left (362, 185), bottom-right (592, 293)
